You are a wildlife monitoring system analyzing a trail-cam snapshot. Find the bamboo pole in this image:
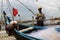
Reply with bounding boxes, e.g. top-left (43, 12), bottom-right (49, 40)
top-left (19, 27), bottom-right (33, 32)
